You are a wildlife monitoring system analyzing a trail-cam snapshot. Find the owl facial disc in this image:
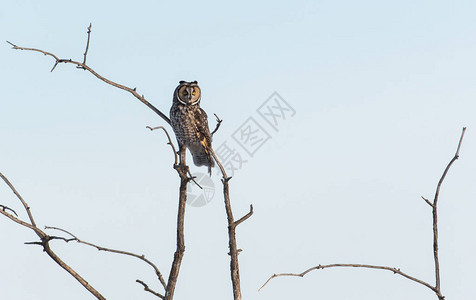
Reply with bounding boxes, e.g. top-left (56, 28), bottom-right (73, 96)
top-left (176, 81), bottom-right (201, 106)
